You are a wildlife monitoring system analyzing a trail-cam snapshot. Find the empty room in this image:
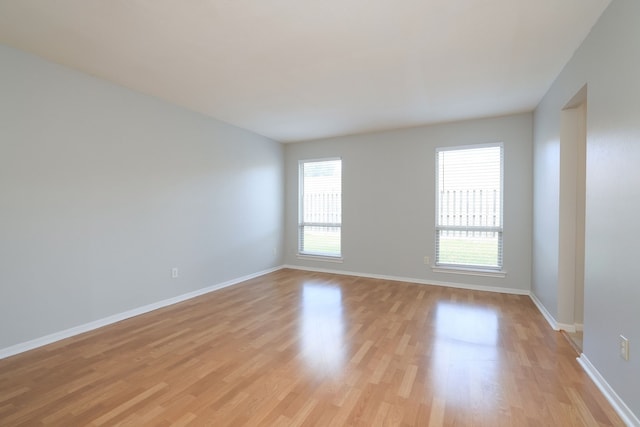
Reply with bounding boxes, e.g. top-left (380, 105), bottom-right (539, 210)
top-left (1, 0), bottom-right (638, 425)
